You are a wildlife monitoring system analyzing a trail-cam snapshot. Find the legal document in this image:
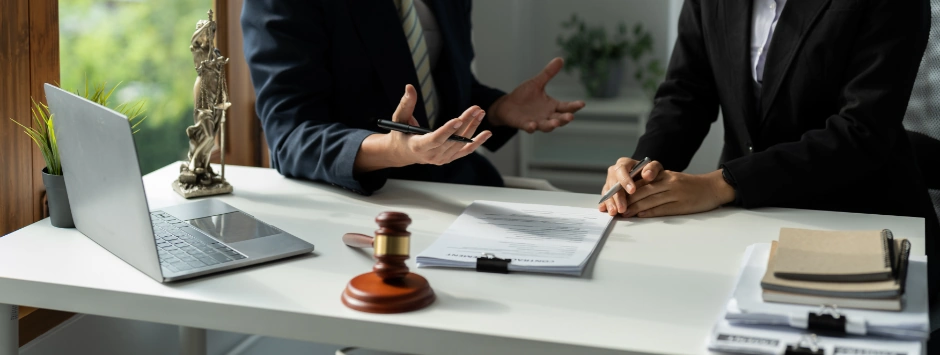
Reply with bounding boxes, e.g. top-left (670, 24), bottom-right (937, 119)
top-left (416, 201), bottom-right (614, 275)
